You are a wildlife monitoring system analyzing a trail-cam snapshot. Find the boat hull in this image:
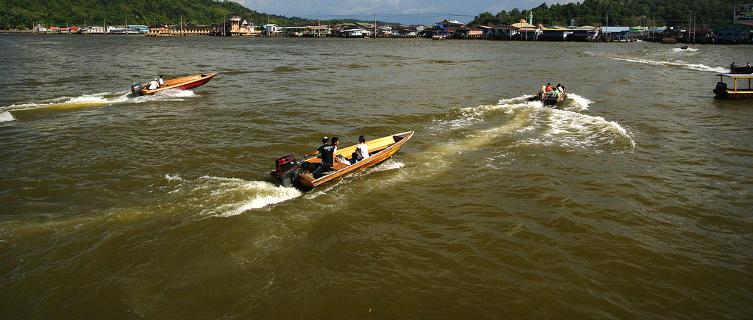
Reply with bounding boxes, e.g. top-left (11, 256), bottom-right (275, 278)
top-left (135, 72), bottom-right (217, 96)
top-left (730, 66), bottom-right (753, 74)
top-left (278, 131), bottom-right (414, 189)
top-left (713, 89), bottom-right (753, 99)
